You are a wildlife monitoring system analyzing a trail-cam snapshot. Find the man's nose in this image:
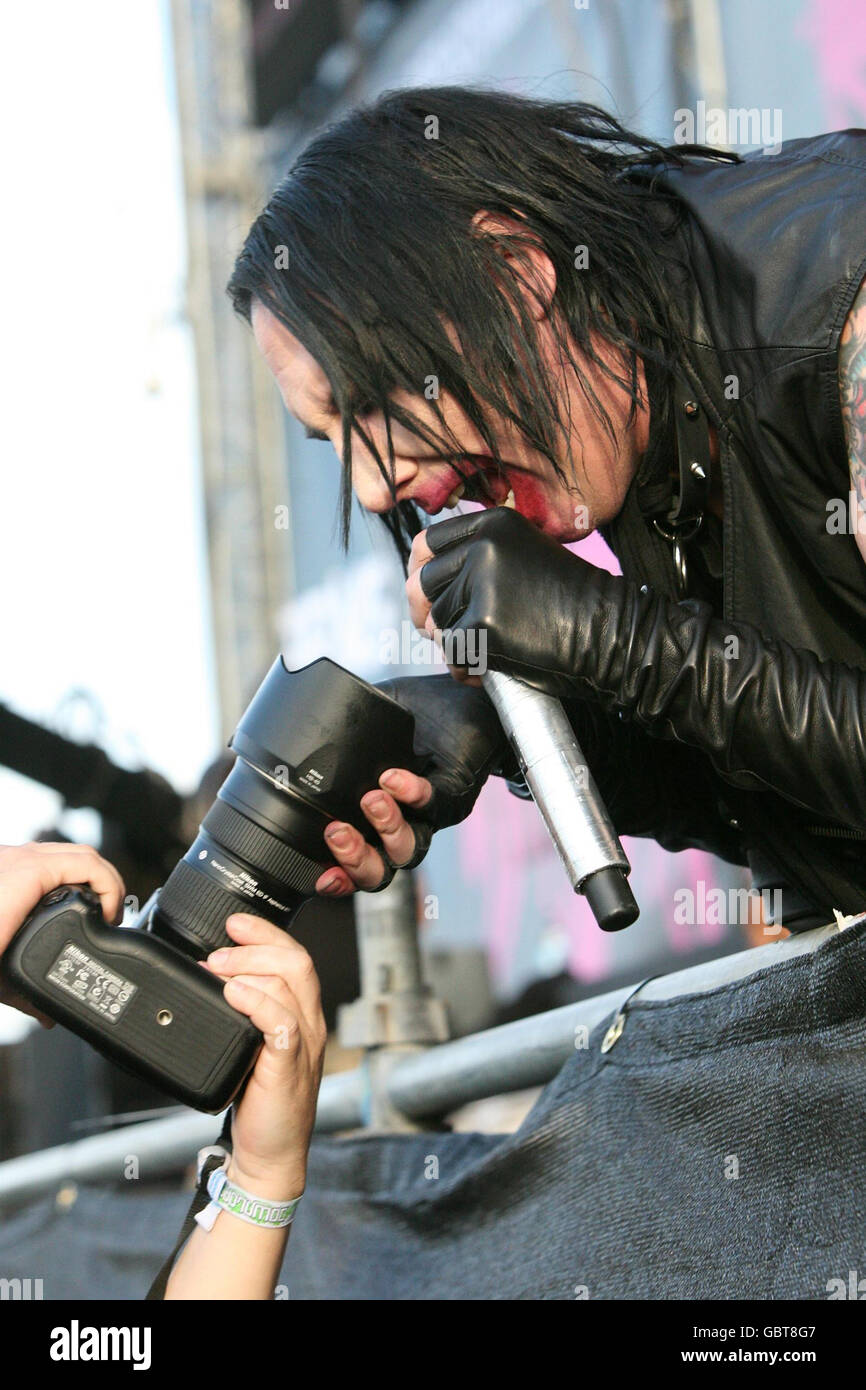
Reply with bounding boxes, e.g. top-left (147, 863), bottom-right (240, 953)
top-left (350, 452), bottom-right (419, 513)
